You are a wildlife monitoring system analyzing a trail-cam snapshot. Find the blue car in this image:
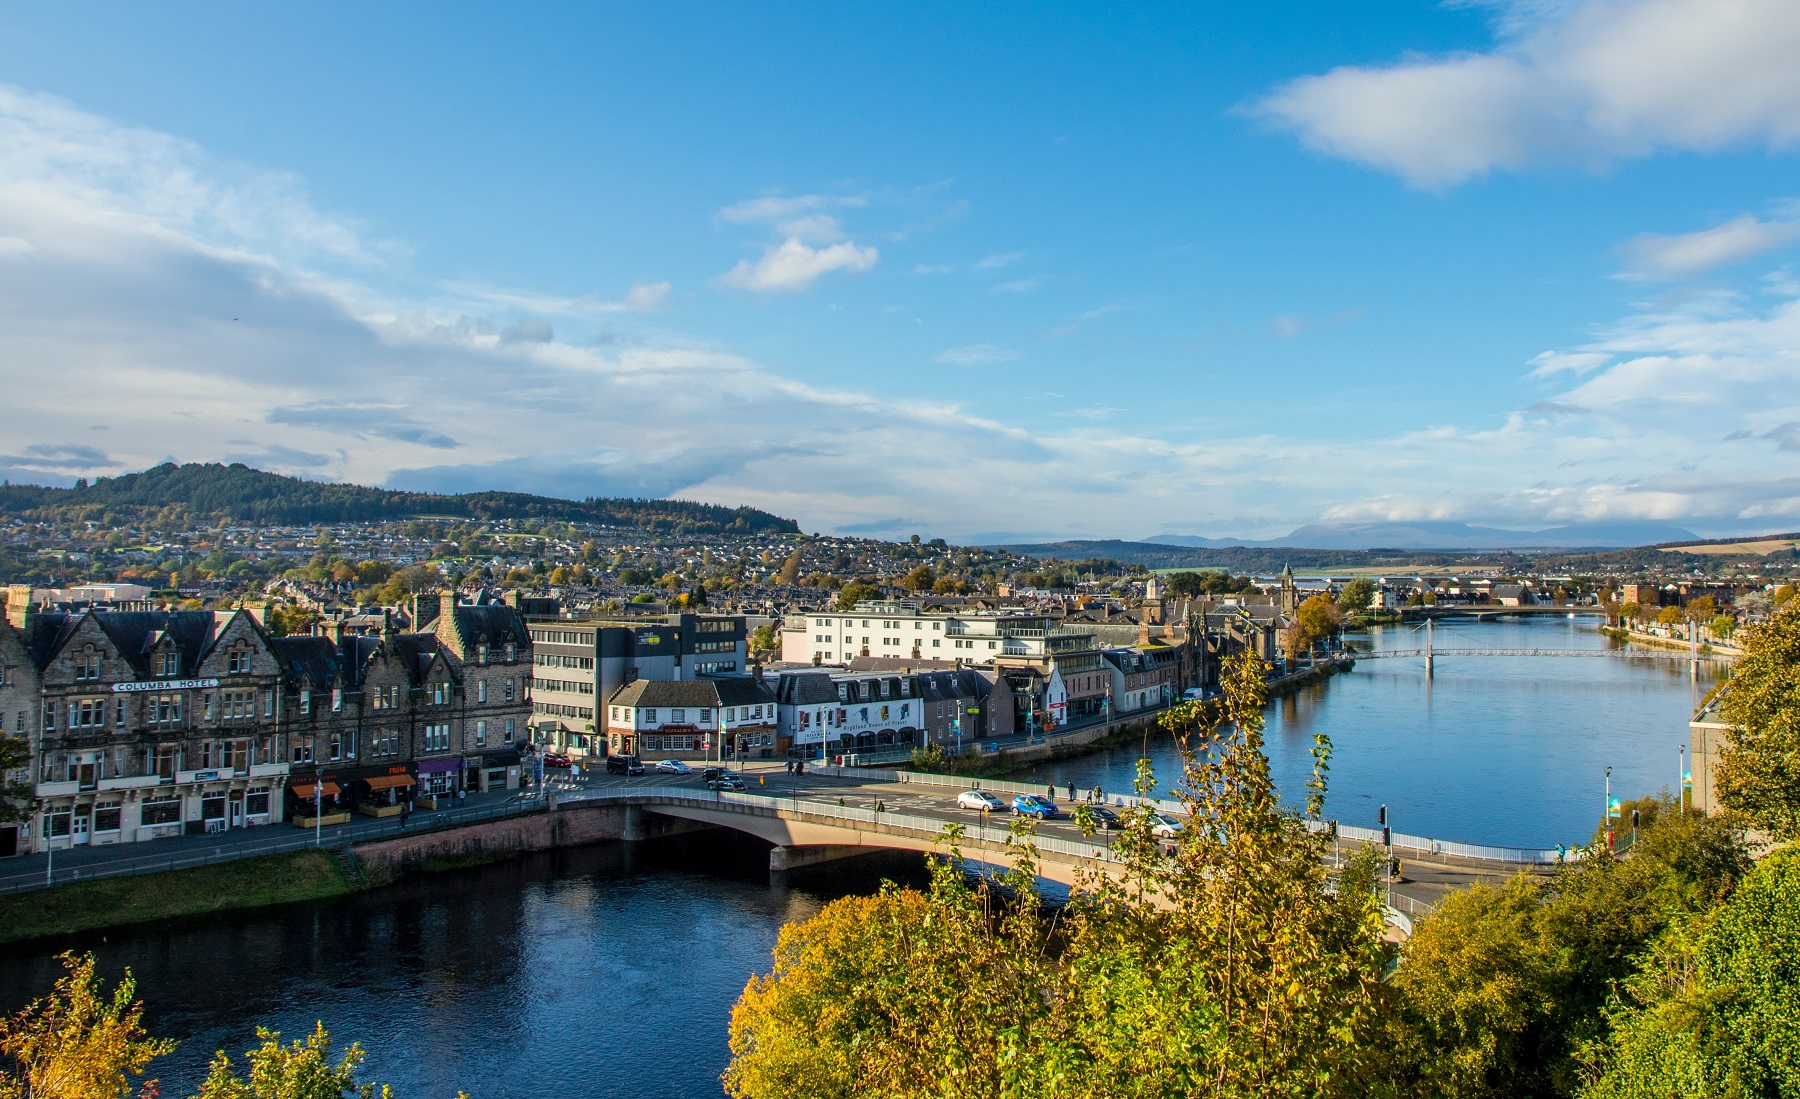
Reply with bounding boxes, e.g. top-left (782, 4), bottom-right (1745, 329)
top-left (1011, 794), bottom-right (1059, 819)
